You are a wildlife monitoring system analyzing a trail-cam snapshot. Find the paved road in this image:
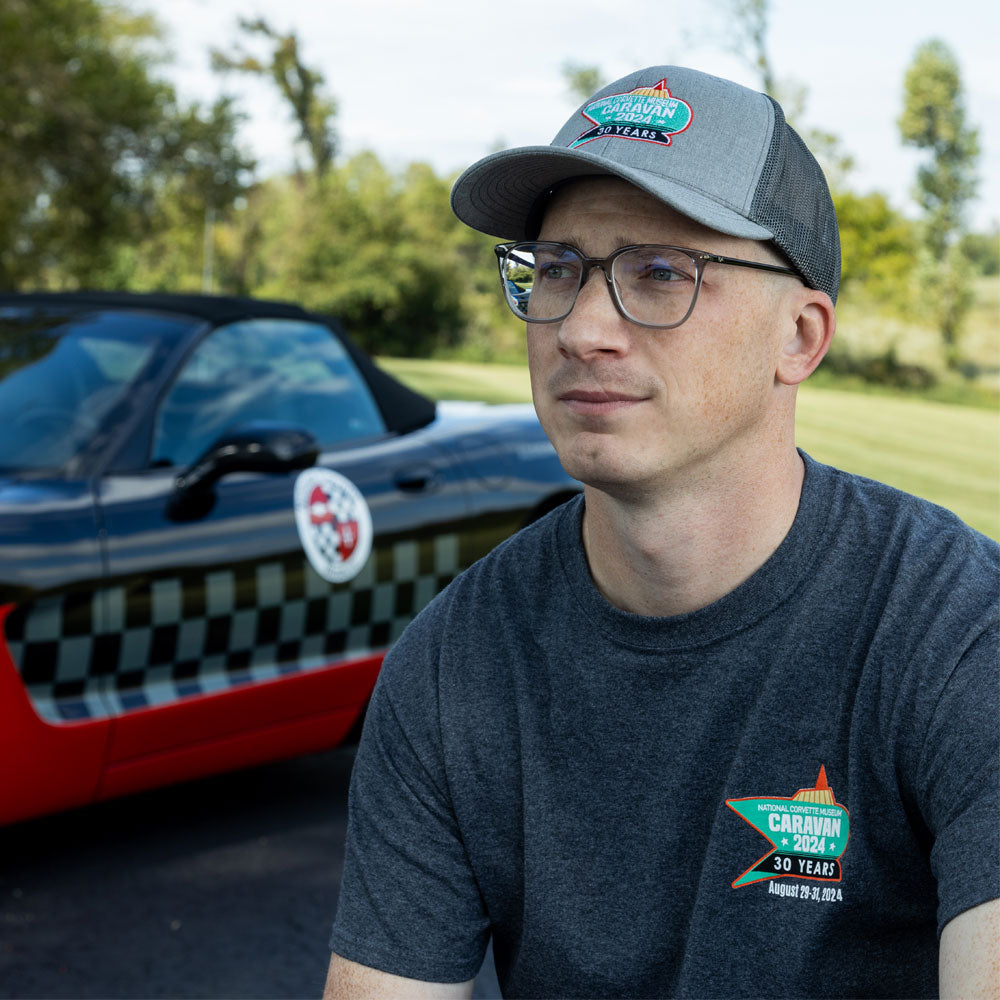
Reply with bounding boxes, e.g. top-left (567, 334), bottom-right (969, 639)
top-left (0, 746), bottom-right (500, 999)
